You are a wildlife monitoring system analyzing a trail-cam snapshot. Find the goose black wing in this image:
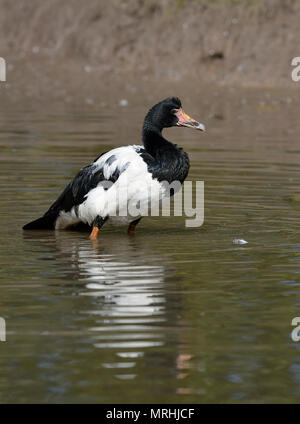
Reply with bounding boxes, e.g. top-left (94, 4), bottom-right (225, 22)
top-left (46, 150), bottom-right (130, 216)
top-left (23, 147), bottom-right (135, 230)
